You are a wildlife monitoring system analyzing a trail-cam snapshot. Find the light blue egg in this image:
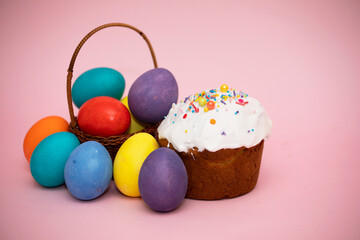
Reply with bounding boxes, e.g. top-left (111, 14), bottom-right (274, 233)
top-left (30, 132), bottom-right (80, 187)
top-left (64, 141), bottom-right (112, 200)
top-left (72, 67), bottom-right (125, 108)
